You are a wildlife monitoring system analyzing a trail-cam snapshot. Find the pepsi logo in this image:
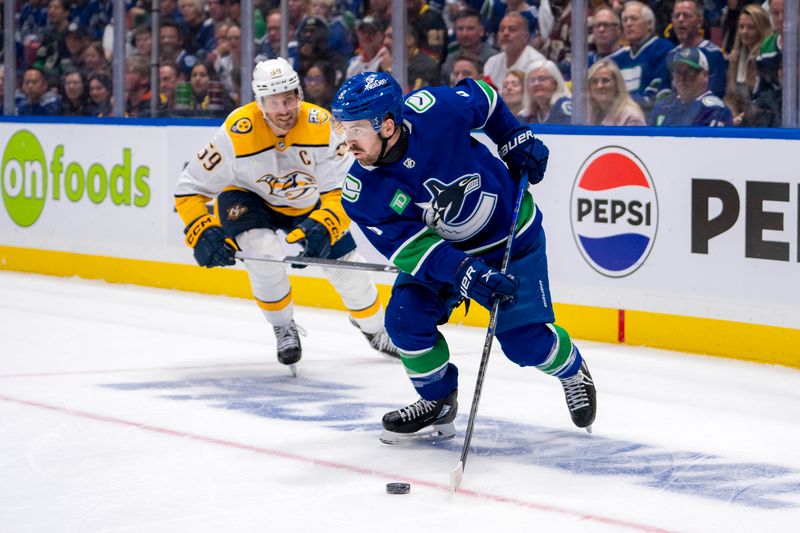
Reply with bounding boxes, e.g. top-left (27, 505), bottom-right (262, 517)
top-left (570, 147), bottom-right (658, 277)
